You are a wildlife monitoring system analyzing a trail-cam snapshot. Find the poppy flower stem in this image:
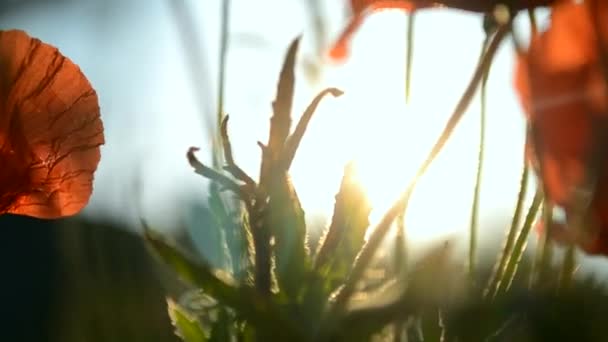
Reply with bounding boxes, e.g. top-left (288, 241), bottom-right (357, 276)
top-left (392, 15), bottom-right (417, 340)
top-left (498, 188), bottom-right (543, 295)
top-left (405, 11), bottom-right (416, 104)
top-left (484, 151), bottom-right (529, 300)
top-left (468, 32), bottom-right (492, 284)
top-left (217, 1), bottom-right (230, 116)
top-left (330, 19), bottom-right (511, 315)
